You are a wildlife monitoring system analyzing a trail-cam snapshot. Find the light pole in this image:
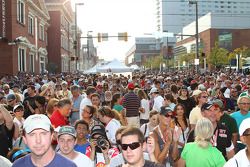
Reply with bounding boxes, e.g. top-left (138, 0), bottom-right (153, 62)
top-left (75, 2), bottom-right (84, 72)
top-left (189, 0), bottom-right (199, 73)
top-left (87, 31), bottom-right (92, 70)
